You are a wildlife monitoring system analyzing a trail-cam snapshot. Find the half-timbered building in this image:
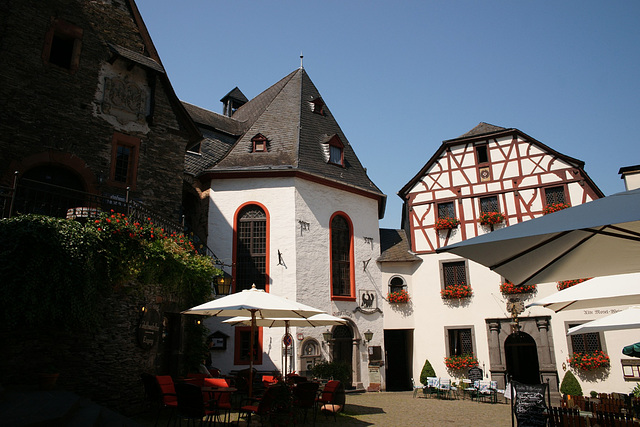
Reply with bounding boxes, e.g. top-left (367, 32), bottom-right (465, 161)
top-left (379, 122), bottom-right (637, 396)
